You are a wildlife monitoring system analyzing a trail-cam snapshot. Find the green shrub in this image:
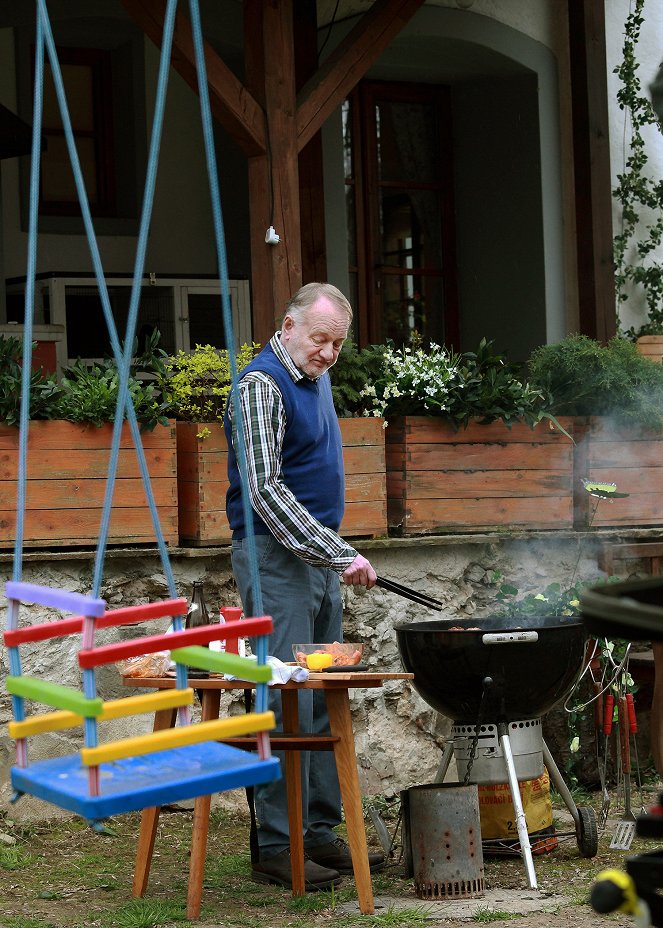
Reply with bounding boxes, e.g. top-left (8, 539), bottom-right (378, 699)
top-left (351, 337), bottom-right (557, 429)
top-left (158, 342), bottom-right (260, 423)
top-left (528, 334), bottom-right (663, 431)
top-left (0, 335), bottom-right (61, 426)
